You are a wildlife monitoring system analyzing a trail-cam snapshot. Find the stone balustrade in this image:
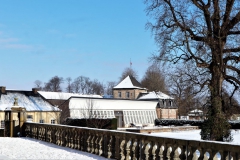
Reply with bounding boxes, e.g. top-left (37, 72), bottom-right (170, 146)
top-left (23, 122), bottom-right (240, 160)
